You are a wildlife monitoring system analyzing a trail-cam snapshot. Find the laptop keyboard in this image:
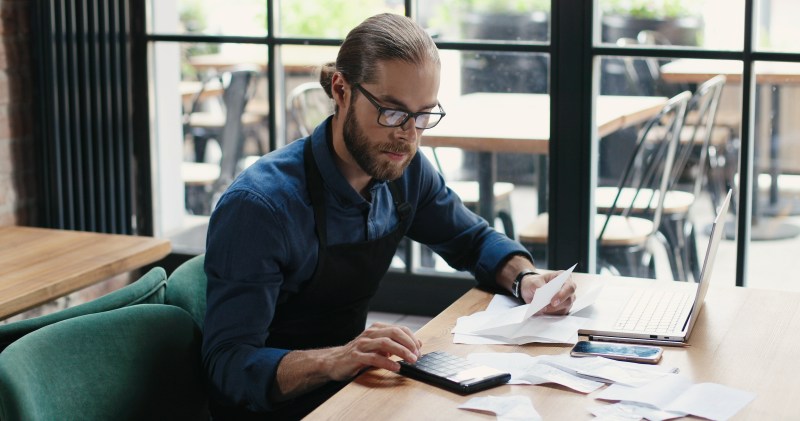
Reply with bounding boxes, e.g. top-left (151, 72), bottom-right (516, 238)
top-left (614, 289), bottom-right (693, 333)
